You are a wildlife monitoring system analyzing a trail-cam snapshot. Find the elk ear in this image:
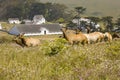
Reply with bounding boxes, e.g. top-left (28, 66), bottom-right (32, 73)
top-left (19, 33), bottom-right (25, 37)
top-left (60, 28), bottom-right (62, 31)
top-left (61, 27), bottom-right (65, 30)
